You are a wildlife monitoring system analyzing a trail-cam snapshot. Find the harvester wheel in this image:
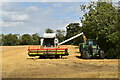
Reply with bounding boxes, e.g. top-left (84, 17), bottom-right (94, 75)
top-left (99, 50), bottom-right (105, 59)
top-left (55, 55), bottom-right (60, 59)
top-left (40, 55), bottom-right (46, 59)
